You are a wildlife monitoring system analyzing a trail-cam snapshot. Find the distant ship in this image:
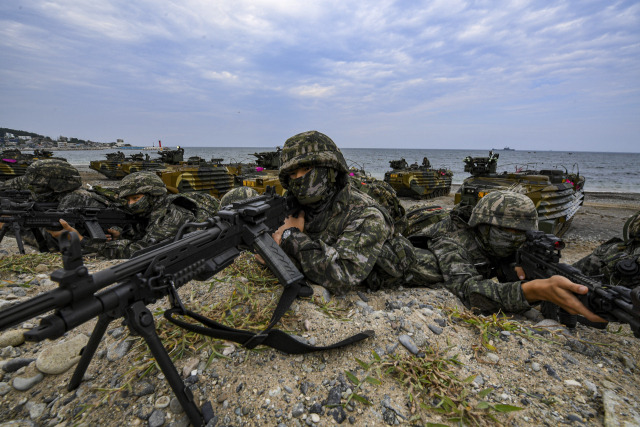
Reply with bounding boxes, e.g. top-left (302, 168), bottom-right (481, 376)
top-left (503, 146), bottom-right (515, 151)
